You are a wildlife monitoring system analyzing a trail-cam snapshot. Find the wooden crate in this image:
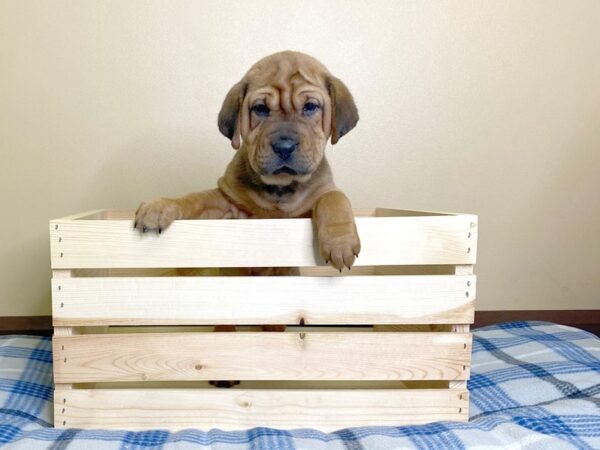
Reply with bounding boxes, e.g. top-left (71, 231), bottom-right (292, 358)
top-left (50, 208), bottom-right (477, 431)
